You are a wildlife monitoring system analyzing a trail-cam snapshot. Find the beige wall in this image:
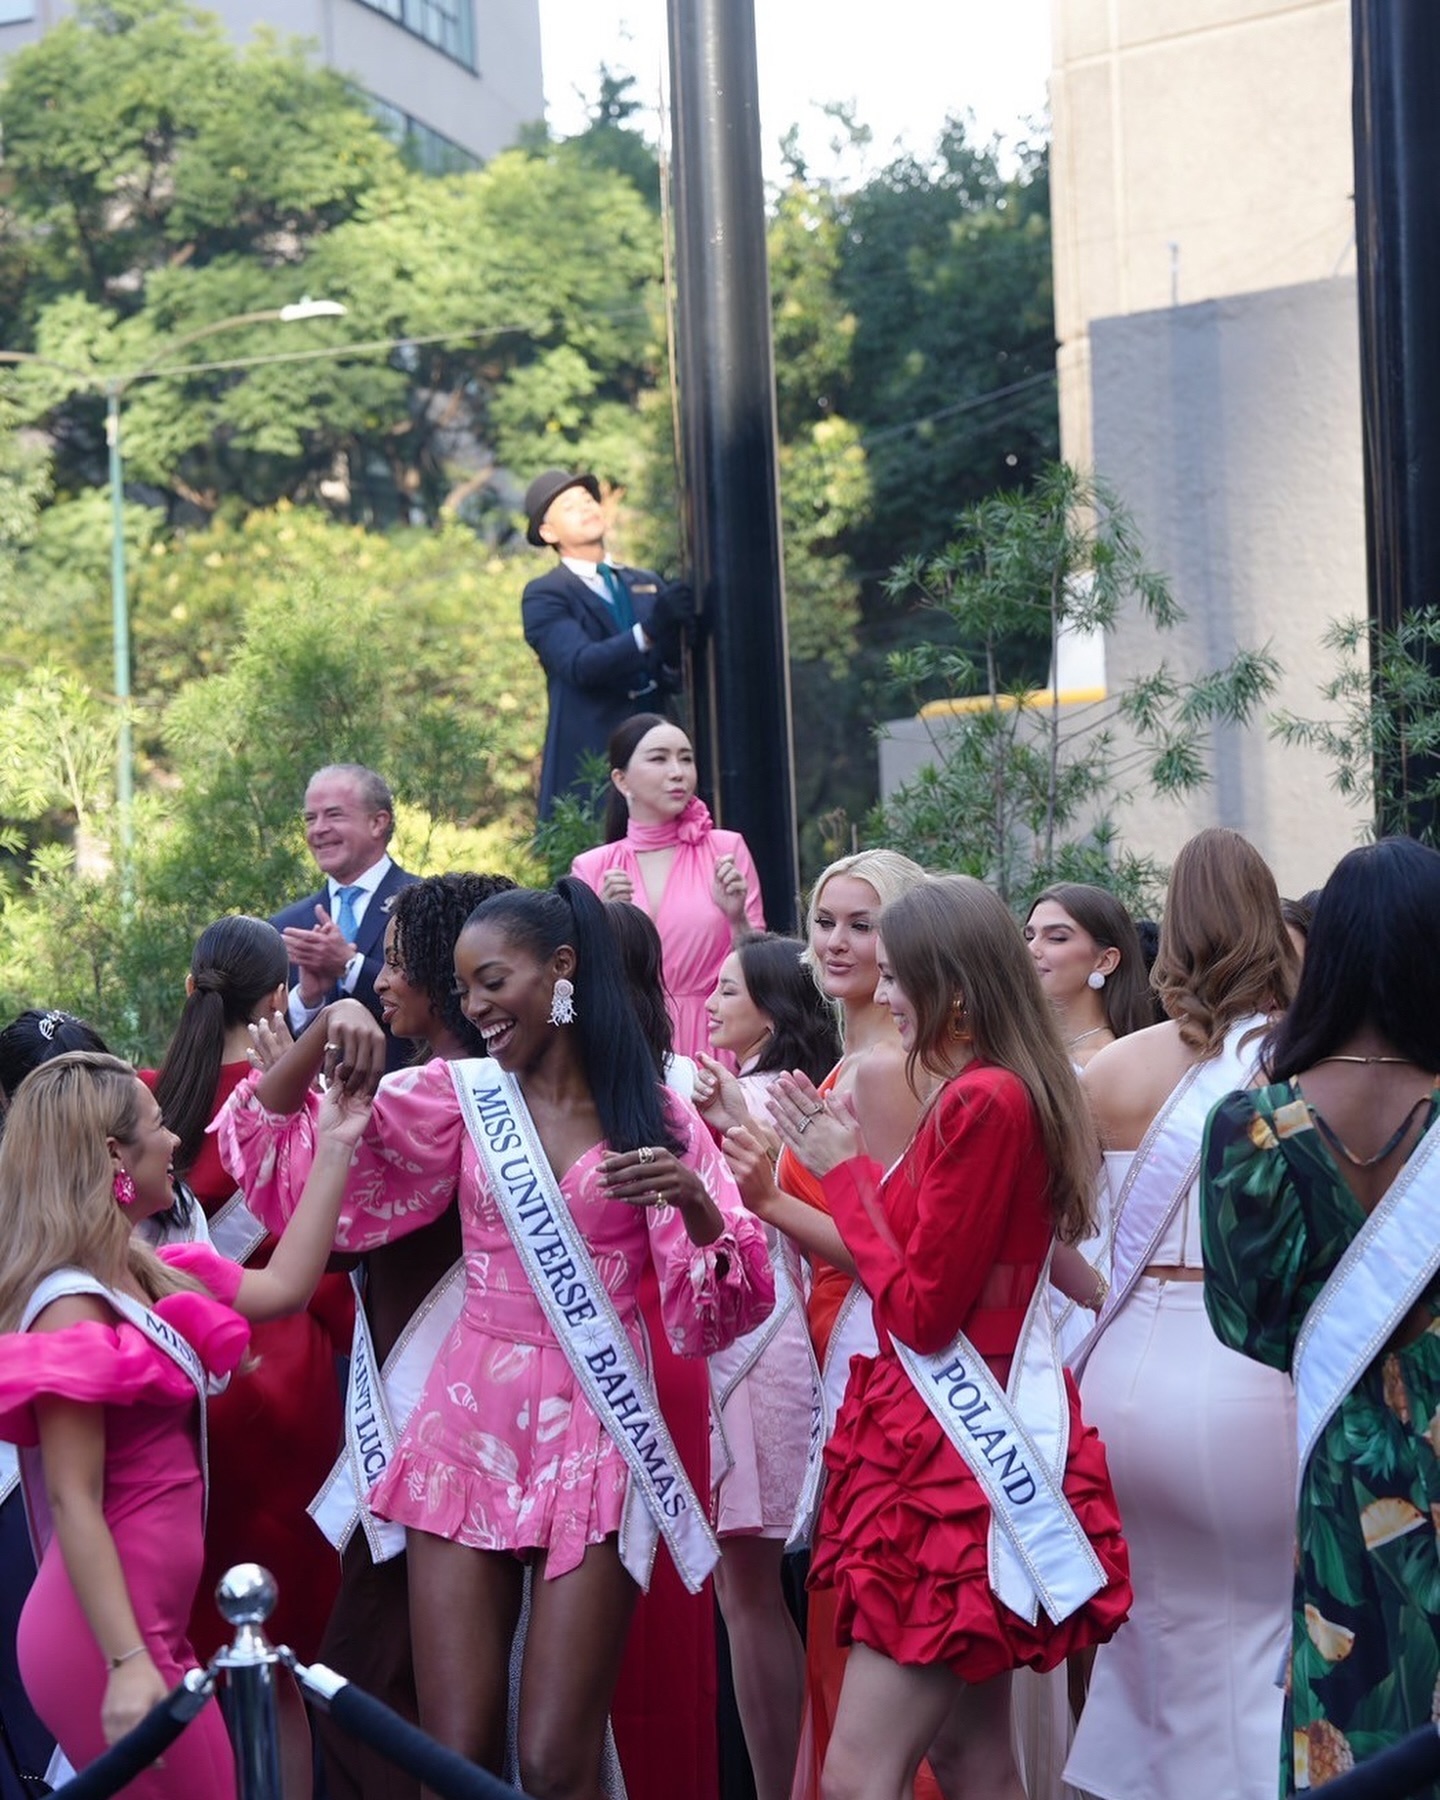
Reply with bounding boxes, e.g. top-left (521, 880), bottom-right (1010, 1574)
top-left (1049, 0), bottom-right (1364, 894)
top-left (1052, 0), bottom-right (1355, 464)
